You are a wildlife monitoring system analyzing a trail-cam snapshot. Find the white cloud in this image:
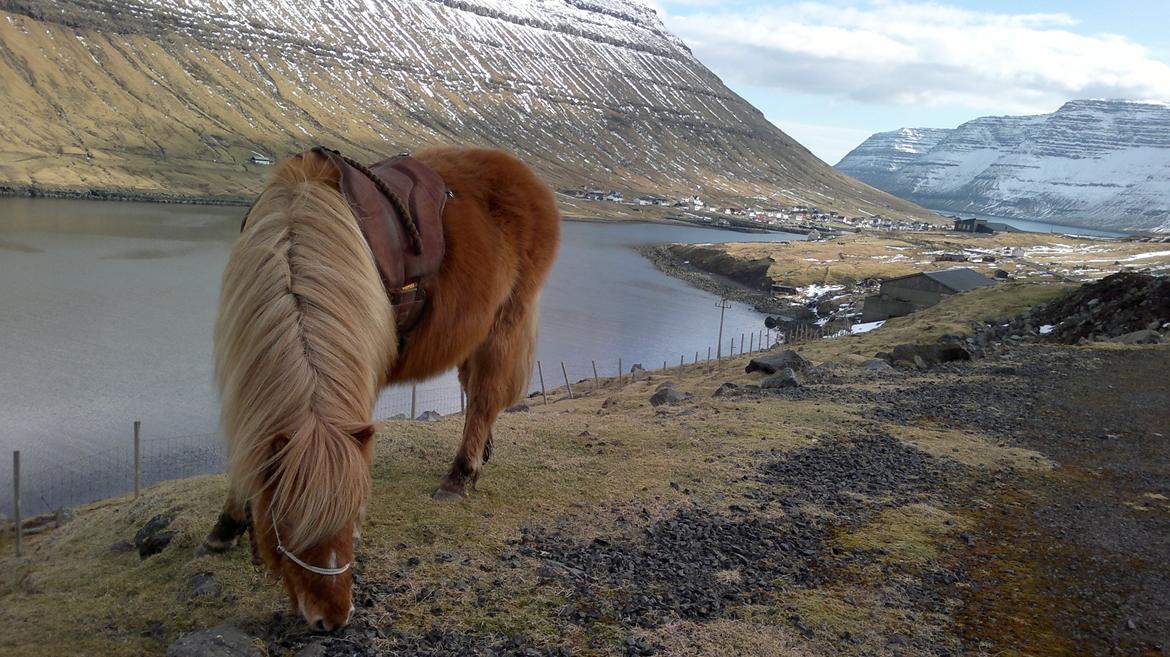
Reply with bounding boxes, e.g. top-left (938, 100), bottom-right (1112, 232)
top-left (662, 1), bottom-right (1170, 113)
